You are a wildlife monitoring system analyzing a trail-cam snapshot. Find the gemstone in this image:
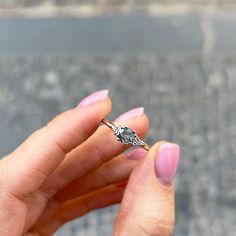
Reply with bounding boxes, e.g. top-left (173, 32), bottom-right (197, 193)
top-left (117, 127), bottom-right (136, 144)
